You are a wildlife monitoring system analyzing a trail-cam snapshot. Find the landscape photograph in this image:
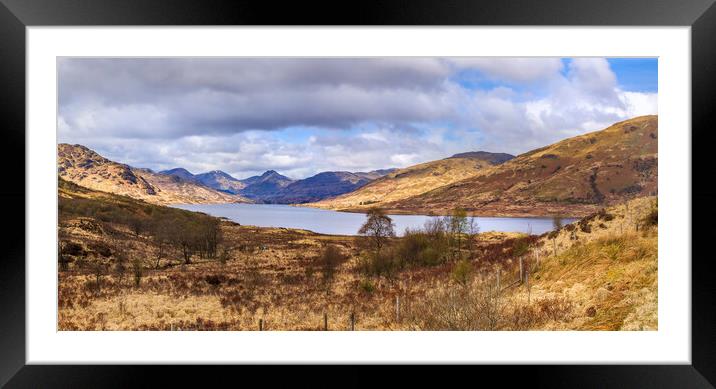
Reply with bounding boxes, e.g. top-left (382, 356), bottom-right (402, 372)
top-left (56, 57), bottom-right (658, 331)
